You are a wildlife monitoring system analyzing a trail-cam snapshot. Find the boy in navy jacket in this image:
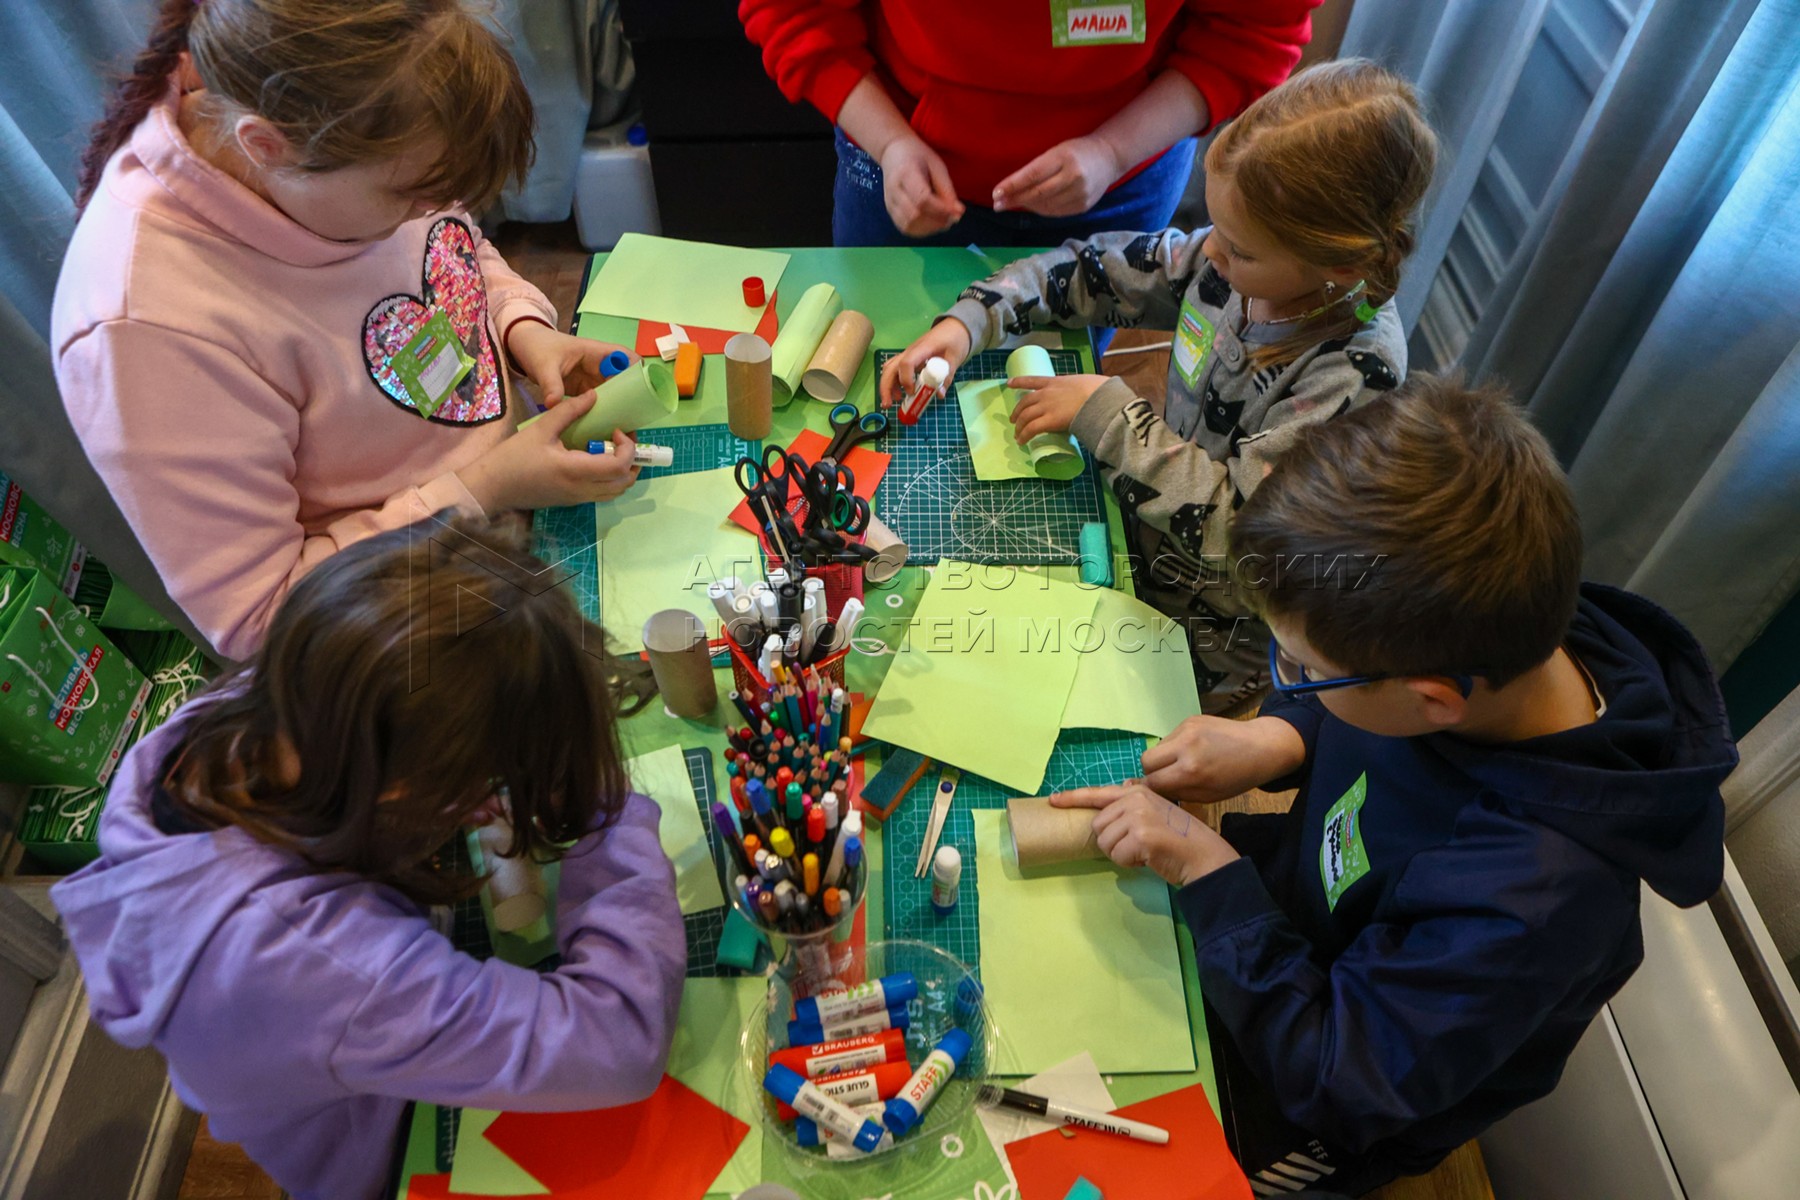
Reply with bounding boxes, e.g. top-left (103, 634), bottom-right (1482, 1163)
top-left (1054, 375), bottom-right (1734, 1195)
